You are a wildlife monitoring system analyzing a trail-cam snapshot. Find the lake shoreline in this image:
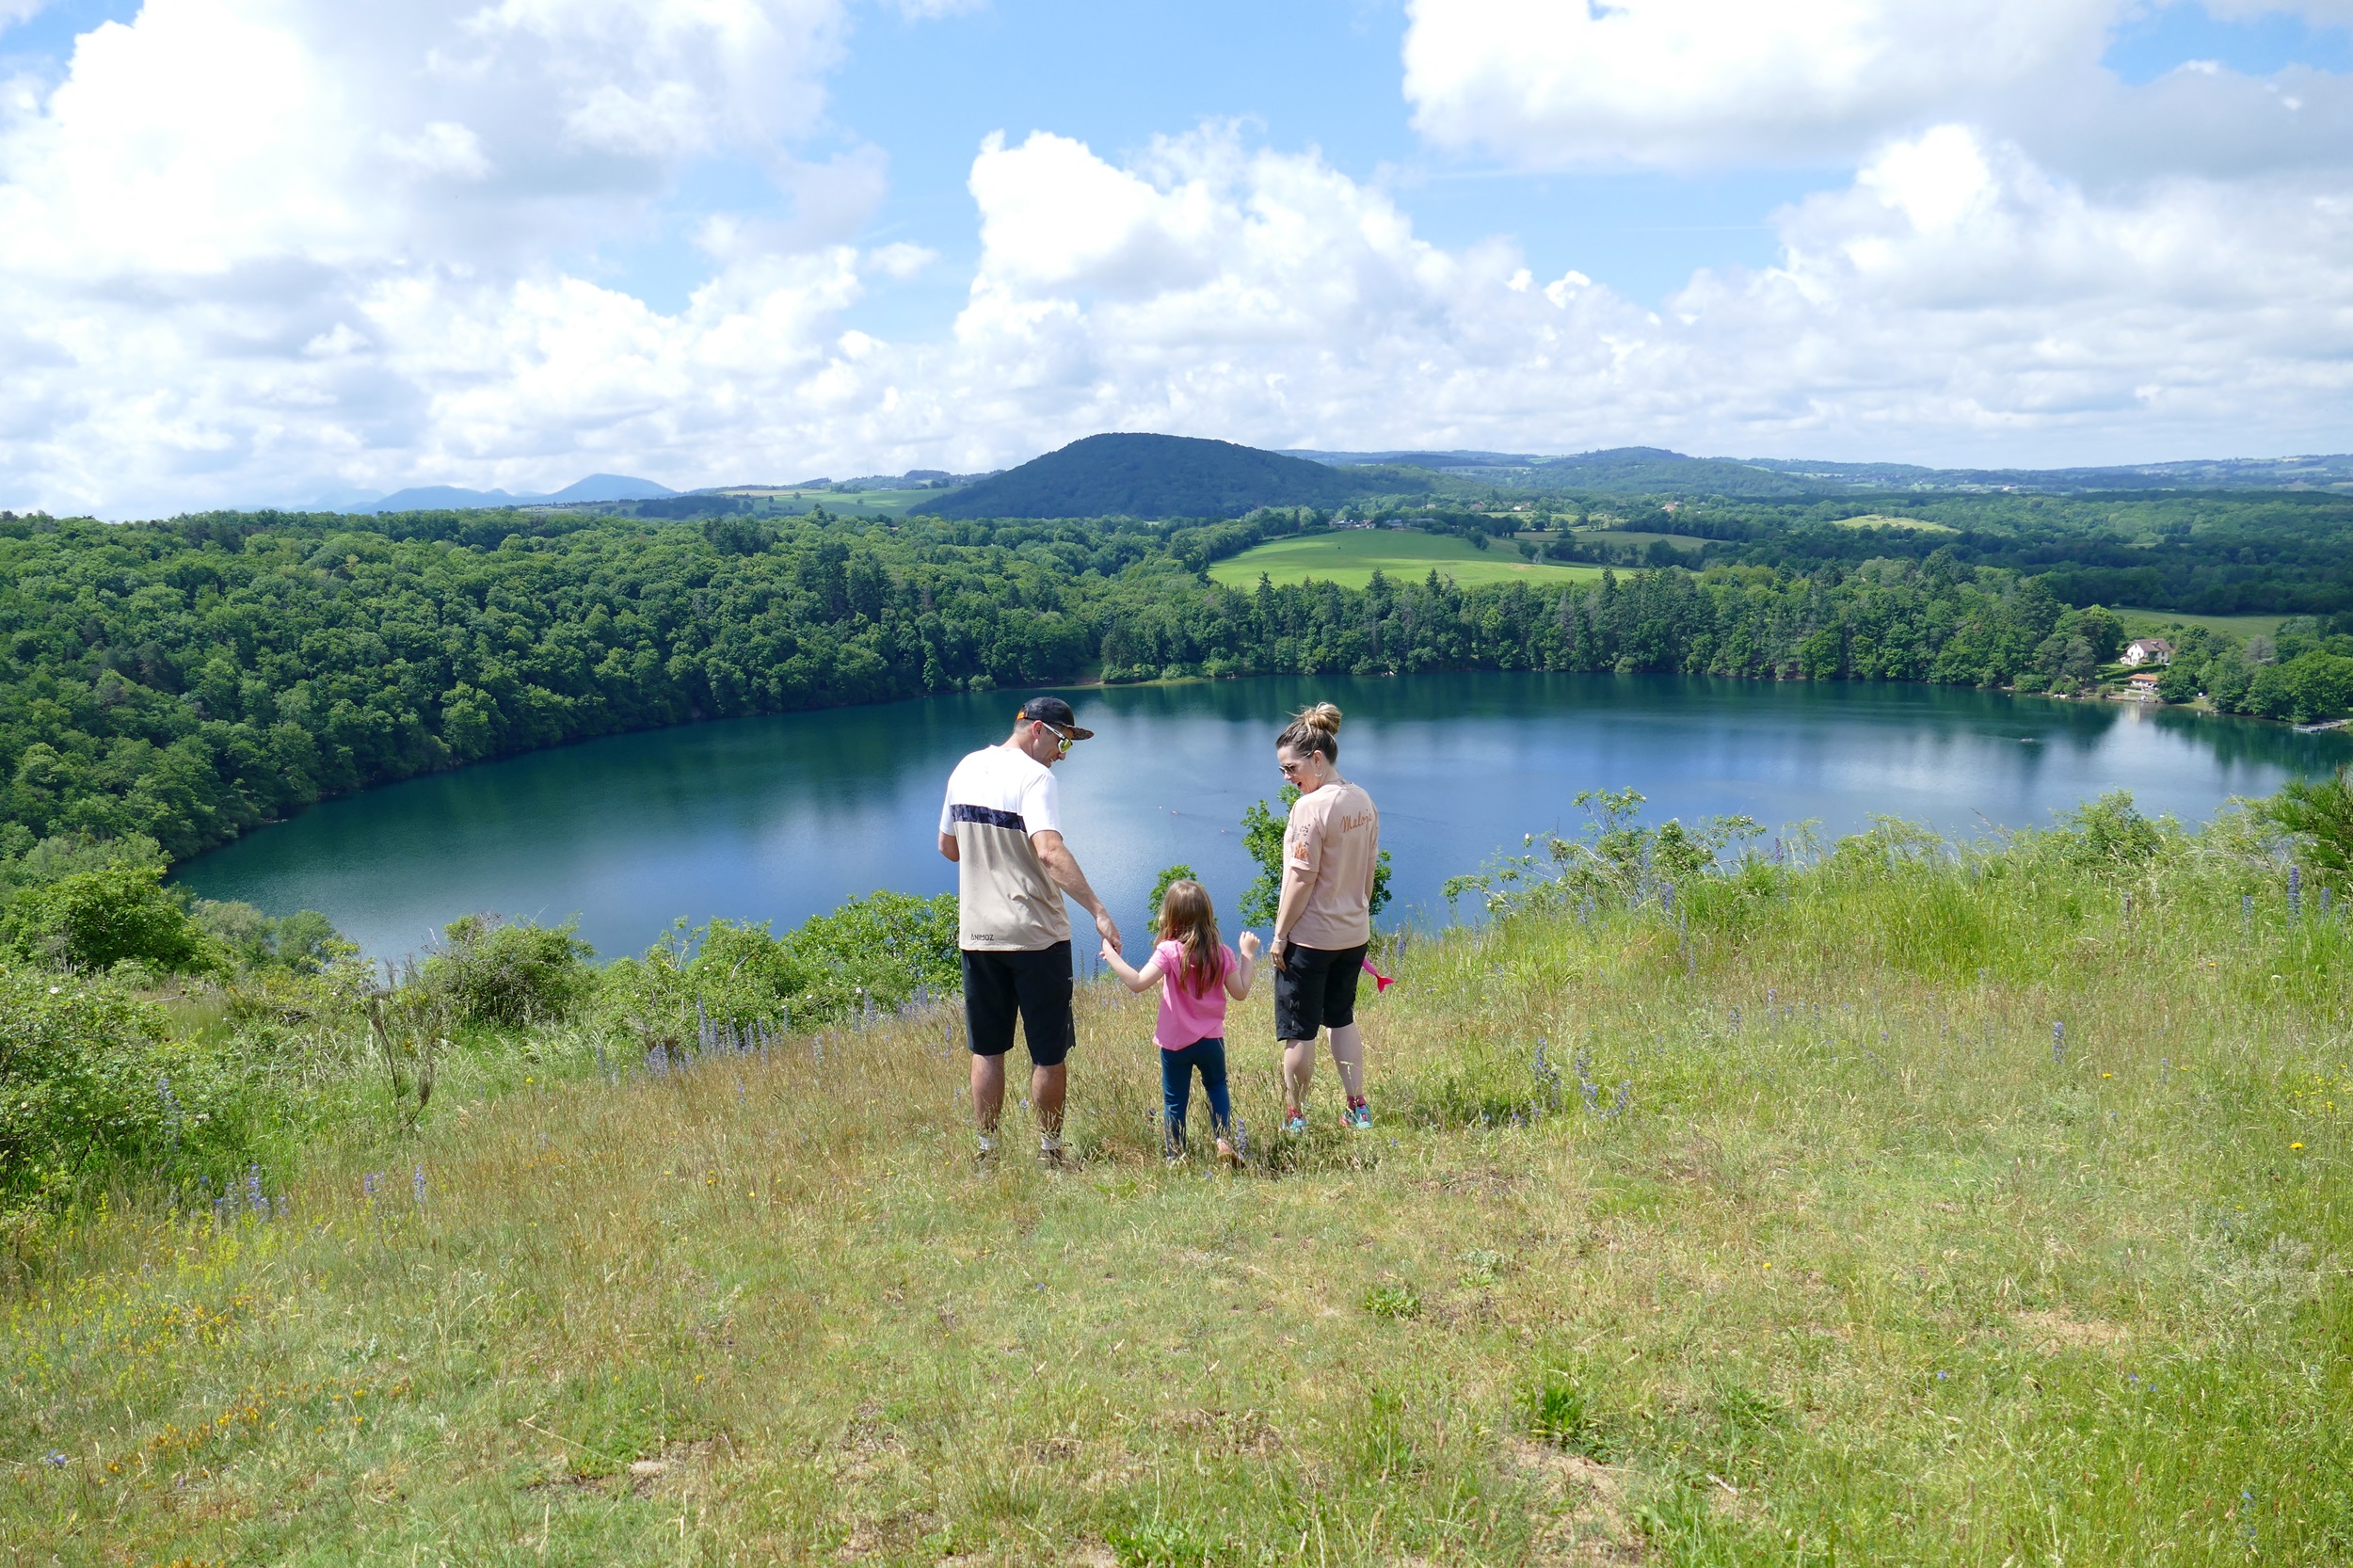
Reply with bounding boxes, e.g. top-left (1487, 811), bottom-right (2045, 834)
top-left (174, 671), bottom-right (2345, 962)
